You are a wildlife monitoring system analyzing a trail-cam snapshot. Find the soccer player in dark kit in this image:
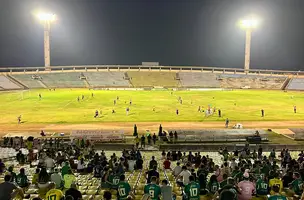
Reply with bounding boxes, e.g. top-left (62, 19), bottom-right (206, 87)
top-left (94, 110), bottom-right (99, 118)
top-left (176, 109), bottom-right (179, 115)
top-left (261, 109), bottom-right (264, 117)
